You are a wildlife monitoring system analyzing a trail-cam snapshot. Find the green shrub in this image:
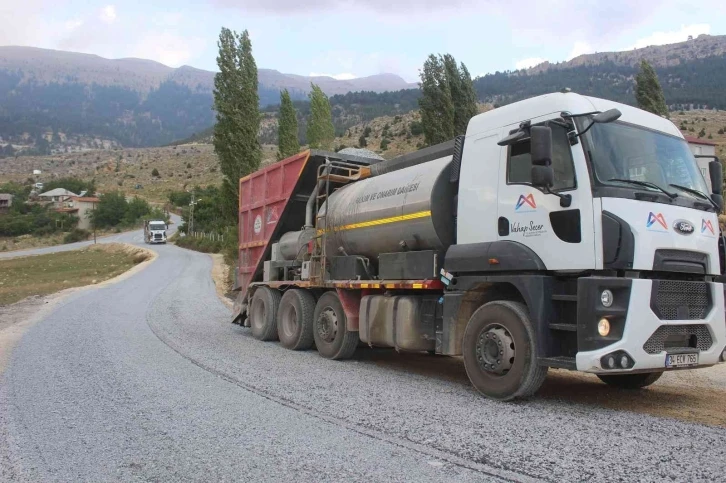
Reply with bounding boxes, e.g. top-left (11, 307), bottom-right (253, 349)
top-left (63, 228), bottom-right (90, 244)
top-left (409, 121), bottom-right (424, 136)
